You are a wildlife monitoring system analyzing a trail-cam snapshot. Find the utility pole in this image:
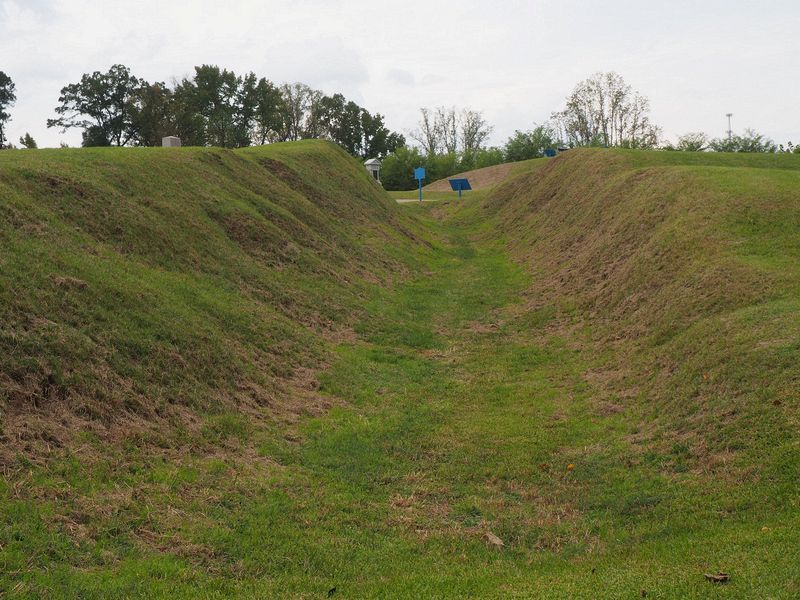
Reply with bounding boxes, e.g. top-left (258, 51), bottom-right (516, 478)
top-left (726, 113), bottom-right (733, 141)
